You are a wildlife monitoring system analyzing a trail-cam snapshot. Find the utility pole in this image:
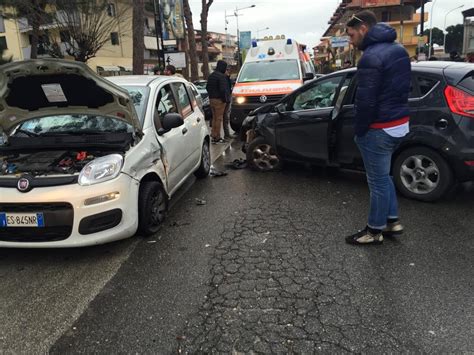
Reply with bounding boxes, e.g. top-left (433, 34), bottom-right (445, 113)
top-left (400, 0), bottom-right (404, 45)
top-left (420, 0), bottom-right (425, 35)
